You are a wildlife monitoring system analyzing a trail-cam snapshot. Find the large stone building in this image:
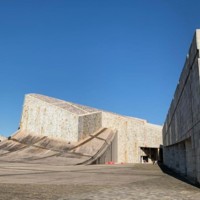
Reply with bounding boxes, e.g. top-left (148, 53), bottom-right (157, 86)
top-left (0, 93), bottom-right (162, 164)
top-left (163, 30), bottom-right (200, 185)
